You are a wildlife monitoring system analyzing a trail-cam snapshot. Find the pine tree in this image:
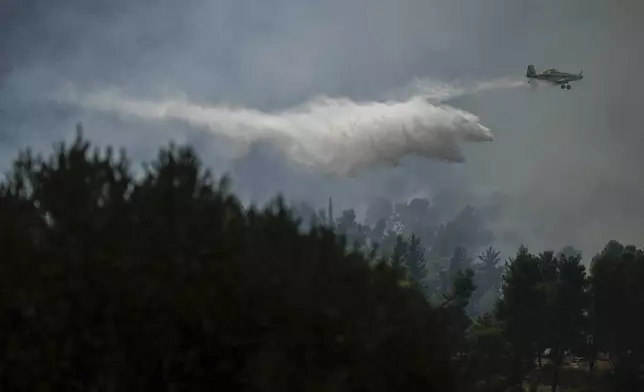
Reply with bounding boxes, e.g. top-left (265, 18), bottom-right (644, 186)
top-left (390, 234), bottom-right (408, 268)
top-left (405, 234), bottom-right (427, 282)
